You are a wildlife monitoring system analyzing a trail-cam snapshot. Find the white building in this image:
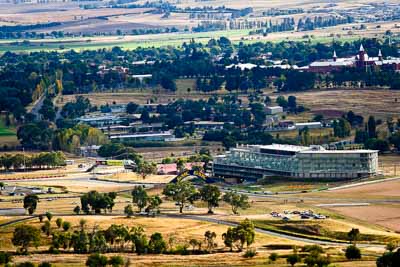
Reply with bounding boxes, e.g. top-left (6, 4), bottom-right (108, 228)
top-left (213, 144), bottom-right (378, 181)
top-left (265, 106), bottom-right (284, 115)
top-left (295, 122), bottom-right (322, 130)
